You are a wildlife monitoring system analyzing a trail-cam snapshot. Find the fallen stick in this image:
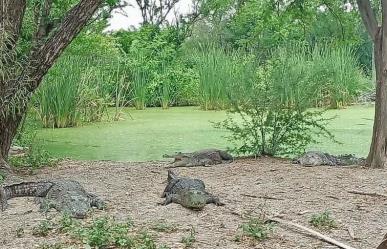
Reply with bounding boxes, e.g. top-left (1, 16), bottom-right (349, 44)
top-left (240, 193), bottom-right (284, 200)
top-left (348, 190), bottom-right (387, 198)
top-left (347, 226), bottom-right (355, 240)
top-left (269, 217), bottom-right (357, 249)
